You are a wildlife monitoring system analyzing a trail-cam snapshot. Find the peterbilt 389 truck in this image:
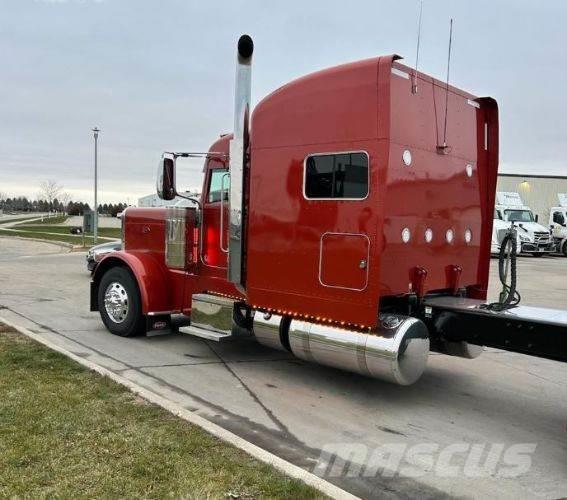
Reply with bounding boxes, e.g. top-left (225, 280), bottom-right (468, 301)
top-left (90, 36), bottom-right (567, 386)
